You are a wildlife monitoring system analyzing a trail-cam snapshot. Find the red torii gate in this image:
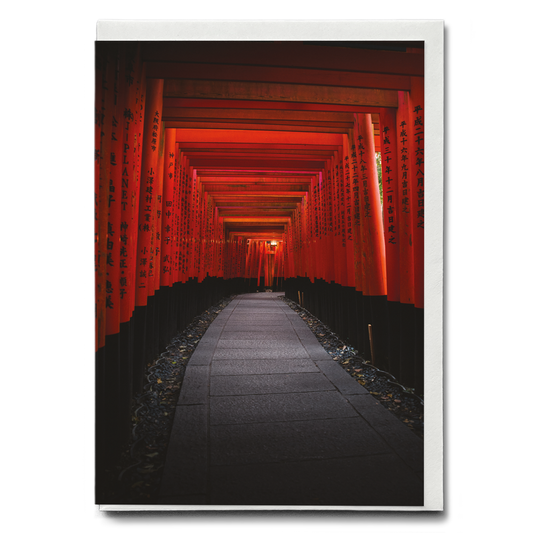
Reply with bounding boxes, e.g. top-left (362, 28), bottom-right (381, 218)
top-left (95, 41), bottom-right (425, 478)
